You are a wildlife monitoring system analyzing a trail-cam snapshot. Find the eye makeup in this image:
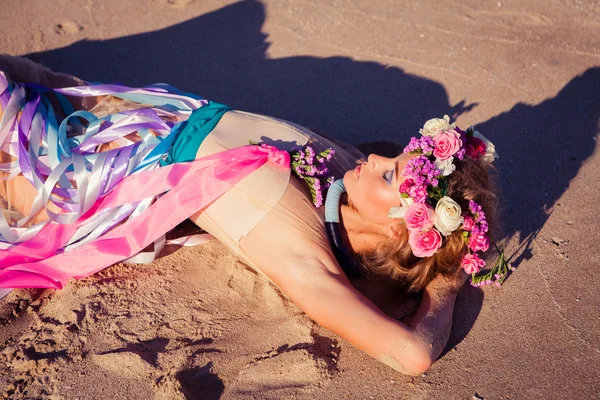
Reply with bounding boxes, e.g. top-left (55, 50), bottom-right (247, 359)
top-left (382, 169), bottom-right (394, 185)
